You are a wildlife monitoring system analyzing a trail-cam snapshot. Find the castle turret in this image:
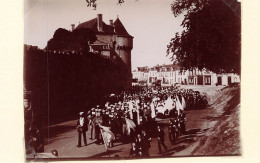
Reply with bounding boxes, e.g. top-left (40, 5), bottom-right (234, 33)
top-left (113, 18), bottom-right (134, 87)
top-left (113, 18), bottom-right (133, 72)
